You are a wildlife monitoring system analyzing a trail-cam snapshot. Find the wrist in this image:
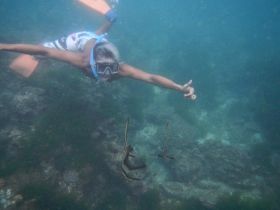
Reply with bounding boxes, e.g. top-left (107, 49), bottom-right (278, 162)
top-left (105, 9), bottom-right (117, 23)
top-left (0, 43), bottom-right (5, 51)
top-left (175, 84), bottom-right (184, 92)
